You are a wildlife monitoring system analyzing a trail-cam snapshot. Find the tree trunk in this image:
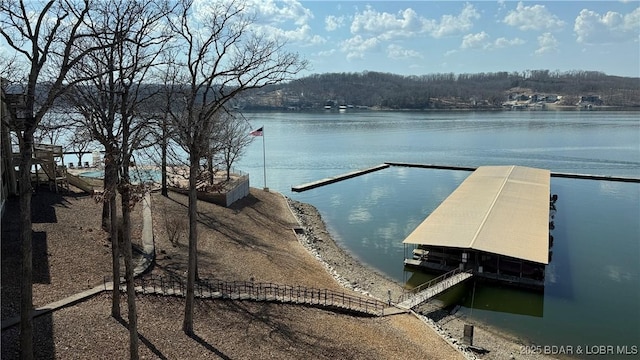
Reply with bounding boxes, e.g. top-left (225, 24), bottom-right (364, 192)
top-left (161, 121), bottom-right (168, 197)
top-left (109, 195), bottom-right (120, 317)
top-left (102, 157), bottom-right (113, 231)
top-left (182, 154), bottom-right (199, 335)
top-left (207, 155), bottom-right (214, 185)
top-left (104, 154), bottom-right (120, 317)
top-left (161, 133), bottom-right (168, 197)
top-left (102, 201), bottom-right (110, 231)
top-left (18, 136), bottom-right (34, 360)
top-left (121, 184), bottom-right (139, 360)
